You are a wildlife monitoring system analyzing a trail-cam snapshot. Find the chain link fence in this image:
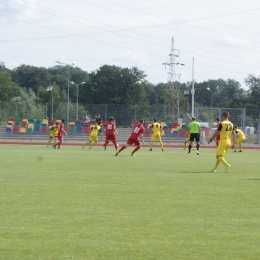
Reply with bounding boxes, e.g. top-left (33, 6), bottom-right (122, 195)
top-left (1, 101), bottom-right (260, 143)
